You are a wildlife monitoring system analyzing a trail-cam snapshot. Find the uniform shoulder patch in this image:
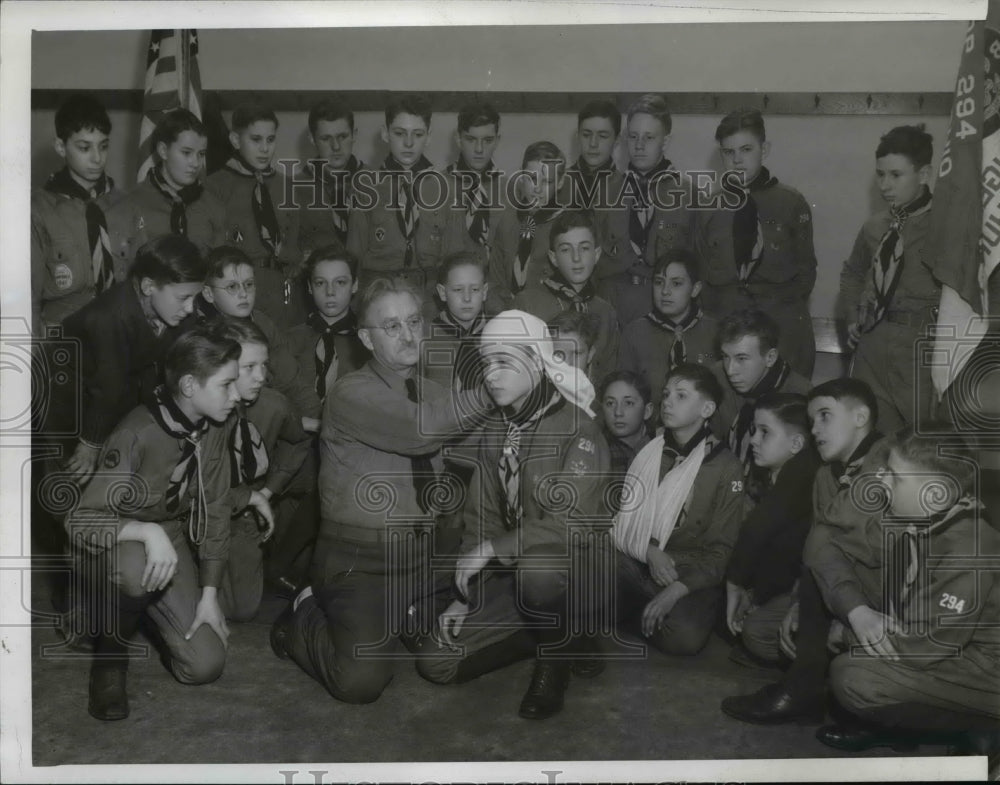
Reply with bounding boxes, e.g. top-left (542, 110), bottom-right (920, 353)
top-left (799, 212), bottom-right (811, 223)
top-left (374, 226), bottom-right (386, 242)
top-left (577, 437), bottom-right (595, 454)
top-left (103, 449), bottom-right (120, 469)
top-left (52, 263), bottom-right (74, 291)
top-left (569, 459), bottom-right (589, 477)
